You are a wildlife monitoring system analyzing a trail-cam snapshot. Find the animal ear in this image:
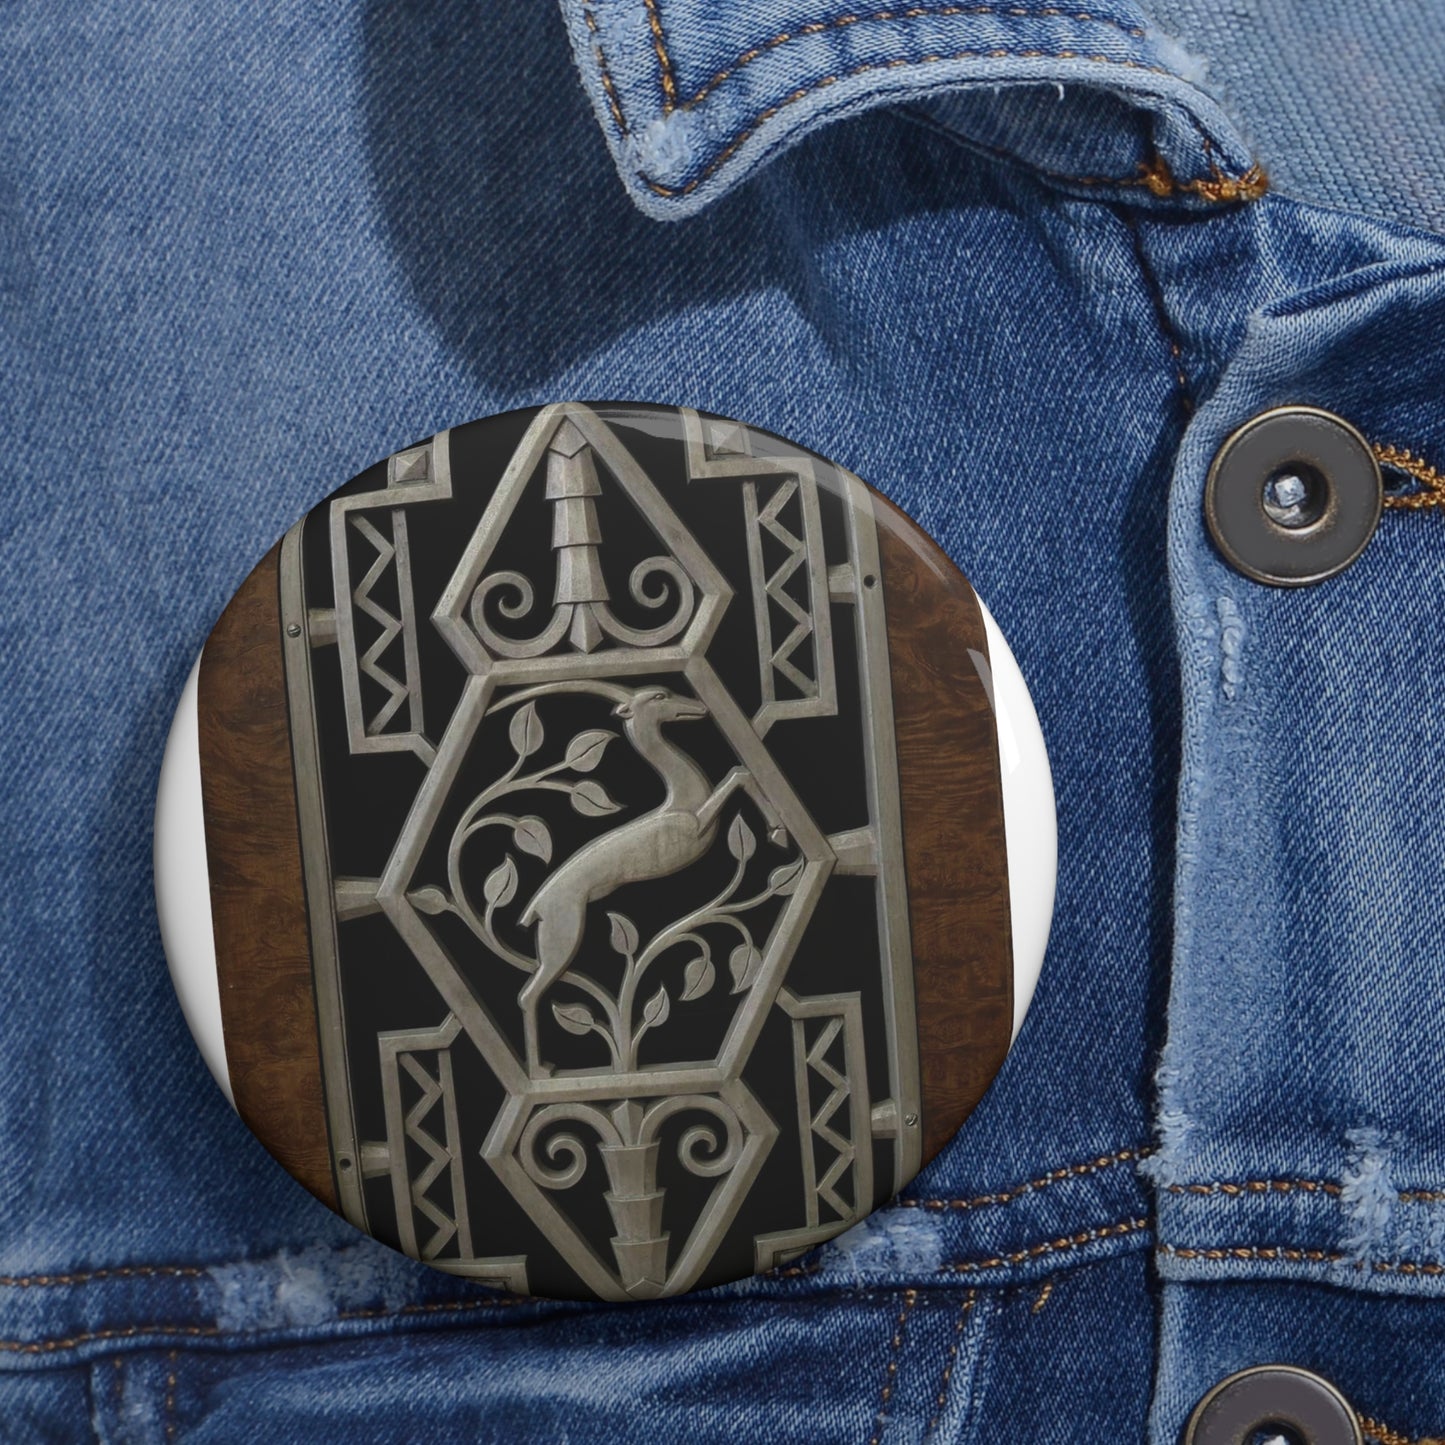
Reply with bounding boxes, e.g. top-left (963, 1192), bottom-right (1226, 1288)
top-left (611, 700), bottom-right (633, 718)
